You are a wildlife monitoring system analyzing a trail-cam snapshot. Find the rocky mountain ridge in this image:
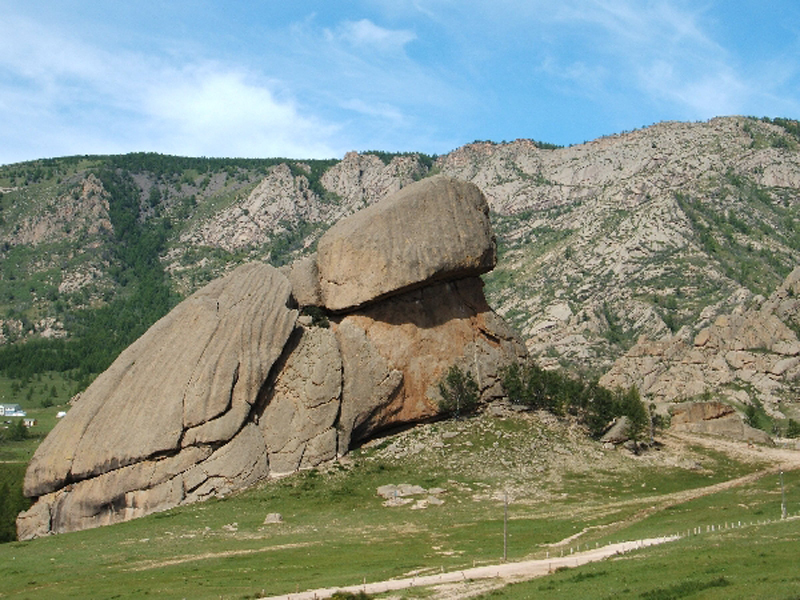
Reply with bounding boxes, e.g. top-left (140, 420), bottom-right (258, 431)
top-left (2, 116), bottom-right (800, 427)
